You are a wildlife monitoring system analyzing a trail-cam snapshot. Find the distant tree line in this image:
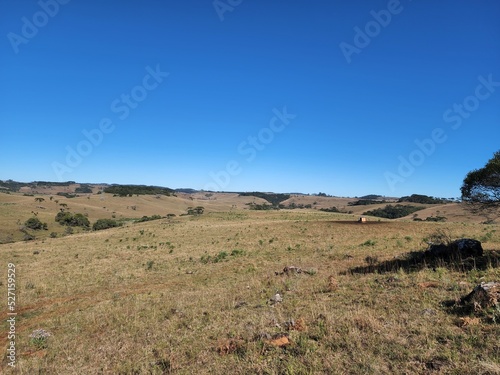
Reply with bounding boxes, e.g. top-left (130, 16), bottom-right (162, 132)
top-left (75, 184), bottom-right (93, 194)
top-left (0, 180), bottom-right (26, 192)
top-left (56, 192), bottom-right (77, 198)
top-left (348, 199), bottom-right (389, 206)
top-left (239, 192), bottom-right (290, 207)
top-left (363, 204), bottom-right (425, 219)
top-left (282, 202), bottom-right (313, 209)
top-left (32, 181), bottom-right (76, 186)
top-left (104, 184), bottom-right (174, 197)
top-left (246, 203), bottom-right (276, 211)
top-left (359, 194), bottom-right (382, 200)
top-left (319, 206), bottom-right (340, 213)
top-left (398, 194), bottom-right (450, 204)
